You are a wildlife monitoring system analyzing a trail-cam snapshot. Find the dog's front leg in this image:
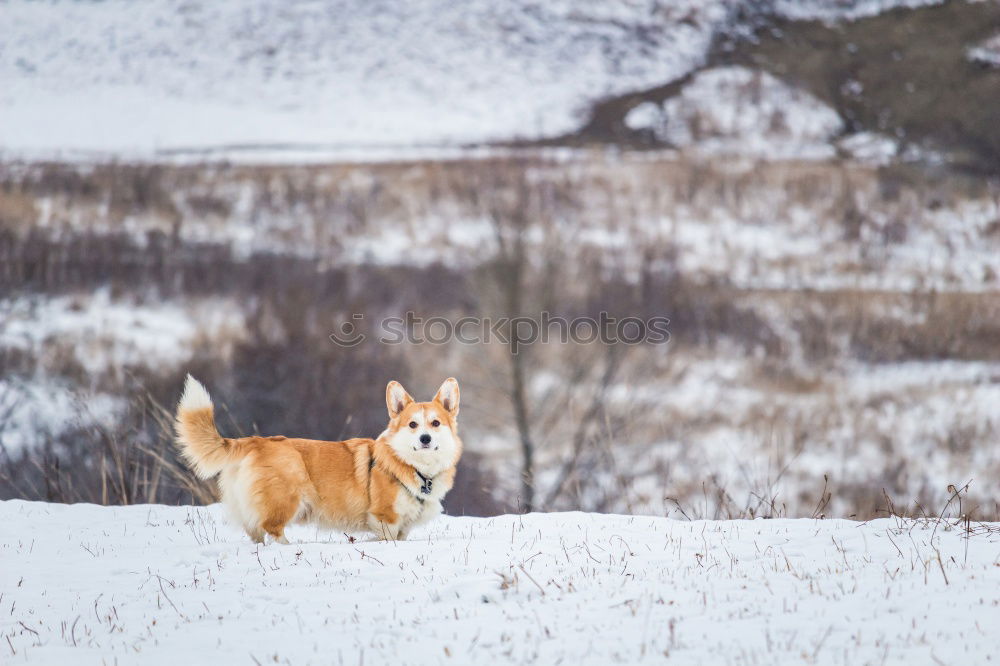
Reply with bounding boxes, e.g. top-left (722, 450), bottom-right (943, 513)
top-left (367, 514), bottom-right (402, 541)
